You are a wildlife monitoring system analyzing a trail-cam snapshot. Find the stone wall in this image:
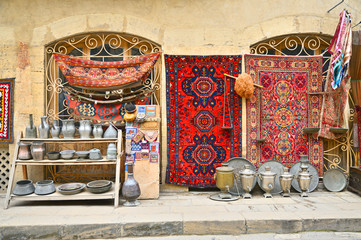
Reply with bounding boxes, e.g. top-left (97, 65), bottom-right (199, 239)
top-left (0, 0), bottom-right (360, 191)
